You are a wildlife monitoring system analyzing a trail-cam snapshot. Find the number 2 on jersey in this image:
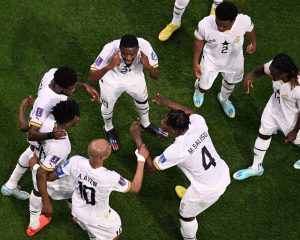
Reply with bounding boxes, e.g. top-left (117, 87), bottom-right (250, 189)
top-left (202, 146), bottom-right (216, 170)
